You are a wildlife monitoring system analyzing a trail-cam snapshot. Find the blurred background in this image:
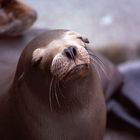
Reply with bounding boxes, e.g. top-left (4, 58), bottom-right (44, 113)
top-left (25, 0), bottom-right (140, 48)
top-left (0, 1), bottom-right (139, 139)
